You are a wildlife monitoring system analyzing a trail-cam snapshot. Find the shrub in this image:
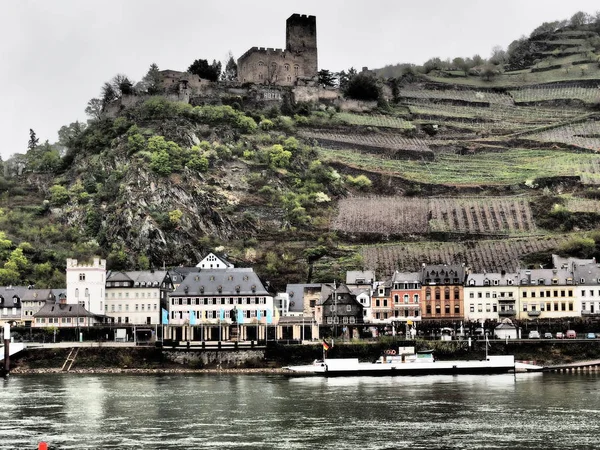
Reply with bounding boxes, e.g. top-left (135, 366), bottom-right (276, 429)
top-left (346, 174), bottom-right (372, 190)
top-left (48, 185), bottom-right (69, 206)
